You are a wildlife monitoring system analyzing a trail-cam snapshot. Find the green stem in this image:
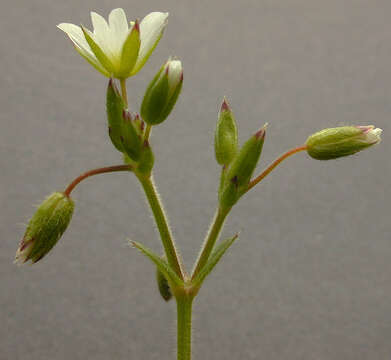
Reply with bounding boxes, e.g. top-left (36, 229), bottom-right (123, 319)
top-left (246, 145), bottom-right (307, 193)
top-left (64, 164), bottom-right (132, 197)
top-left (191, 206), bottom-right (230, 279)
top-left (176, 296), bottom-right (193, 360)
top-left (120, 78), bottom-right (128, 108)
top-left (137, 174), bottom-right (184, 279)
top-left (144, 124), bottom-right (152, 142)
